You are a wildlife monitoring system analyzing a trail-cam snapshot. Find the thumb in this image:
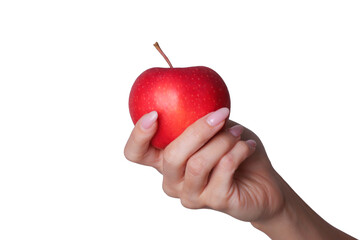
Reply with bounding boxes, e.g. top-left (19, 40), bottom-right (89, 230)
top-left (124, 111), bottom-right (159, 166)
